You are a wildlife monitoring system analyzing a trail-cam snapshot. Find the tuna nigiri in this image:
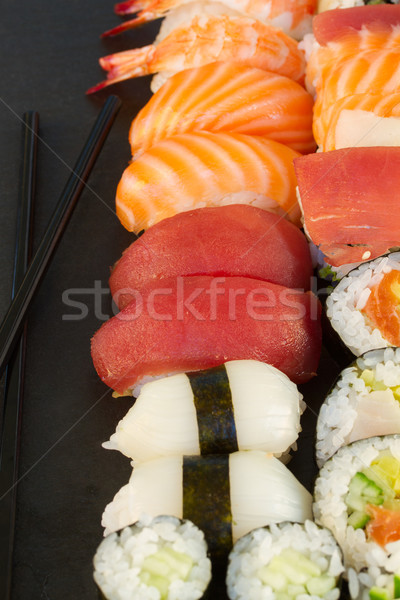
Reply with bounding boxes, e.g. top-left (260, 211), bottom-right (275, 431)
top-left (87, 14), bottom-right (306, 94)
top-left (109, 0), bottom-right (317, 40)
top-left (91, 275), bottom-right (322, 395)
top-left (115, 132), bottom-right (302, 233)
top-left (109, 205), bottom-right (313, 310)
top-left (128, 62), bottom-right (316, 157)
top-left (294, 147), bottom-right (400, 268)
